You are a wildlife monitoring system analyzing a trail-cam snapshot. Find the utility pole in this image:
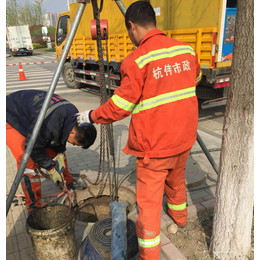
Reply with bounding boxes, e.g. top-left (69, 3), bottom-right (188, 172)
top-left (32, 0), bottom-right (45, 25)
